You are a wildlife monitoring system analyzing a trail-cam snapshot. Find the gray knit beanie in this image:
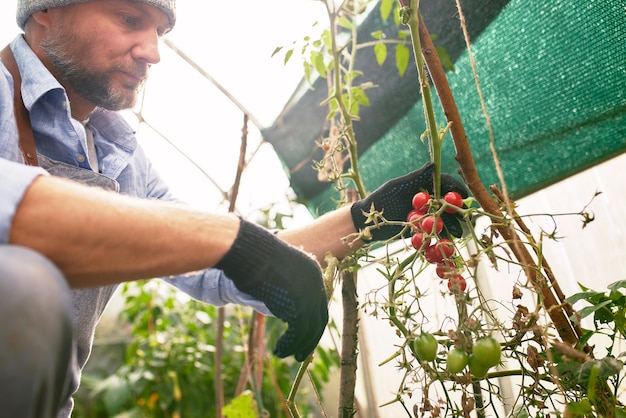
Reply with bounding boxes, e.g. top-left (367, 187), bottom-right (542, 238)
top-left (16, 0), bottom-right (176, 30)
